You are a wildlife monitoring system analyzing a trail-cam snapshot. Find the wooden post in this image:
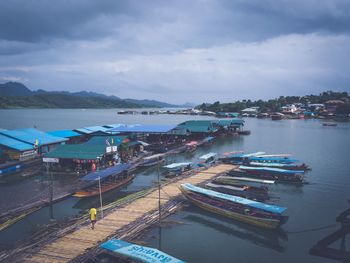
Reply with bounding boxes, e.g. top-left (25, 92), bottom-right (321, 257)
top-left (98, 176), bottom-right (104, 219)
